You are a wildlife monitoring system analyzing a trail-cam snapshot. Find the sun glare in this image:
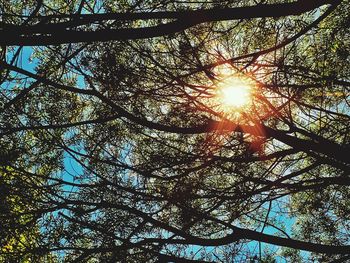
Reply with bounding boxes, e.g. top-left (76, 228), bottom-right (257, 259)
top-left (217, 77), bottom-right (253, 109)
